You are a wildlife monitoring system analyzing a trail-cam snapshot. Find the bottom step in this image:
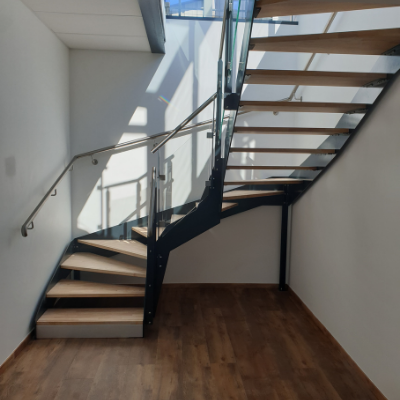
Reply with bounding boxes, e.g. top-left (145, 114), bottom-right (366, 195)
top-left (37, 308), bottom-right (143, 338)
